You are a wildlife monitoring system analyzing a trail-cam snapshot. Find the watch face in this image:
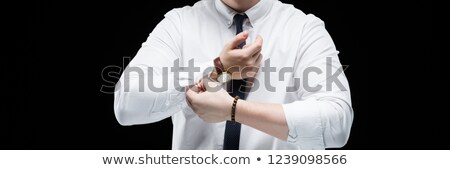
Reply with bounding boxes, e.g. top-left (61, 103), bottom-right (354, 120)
top-left (217, 73), bottom-right (232, 84)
